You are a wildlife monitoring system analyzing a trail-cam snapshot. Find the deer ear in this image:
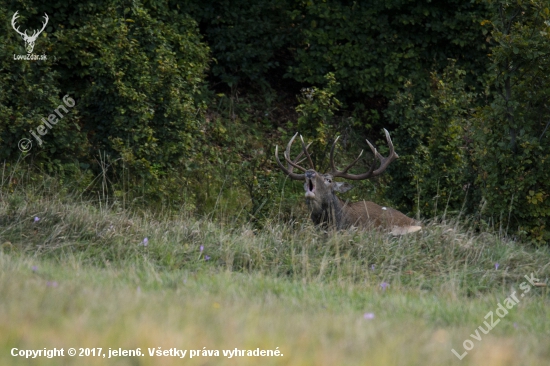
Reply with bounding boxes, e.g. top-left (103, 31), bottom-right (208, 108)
top-left (333, 182), bottom-right (353, 193)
